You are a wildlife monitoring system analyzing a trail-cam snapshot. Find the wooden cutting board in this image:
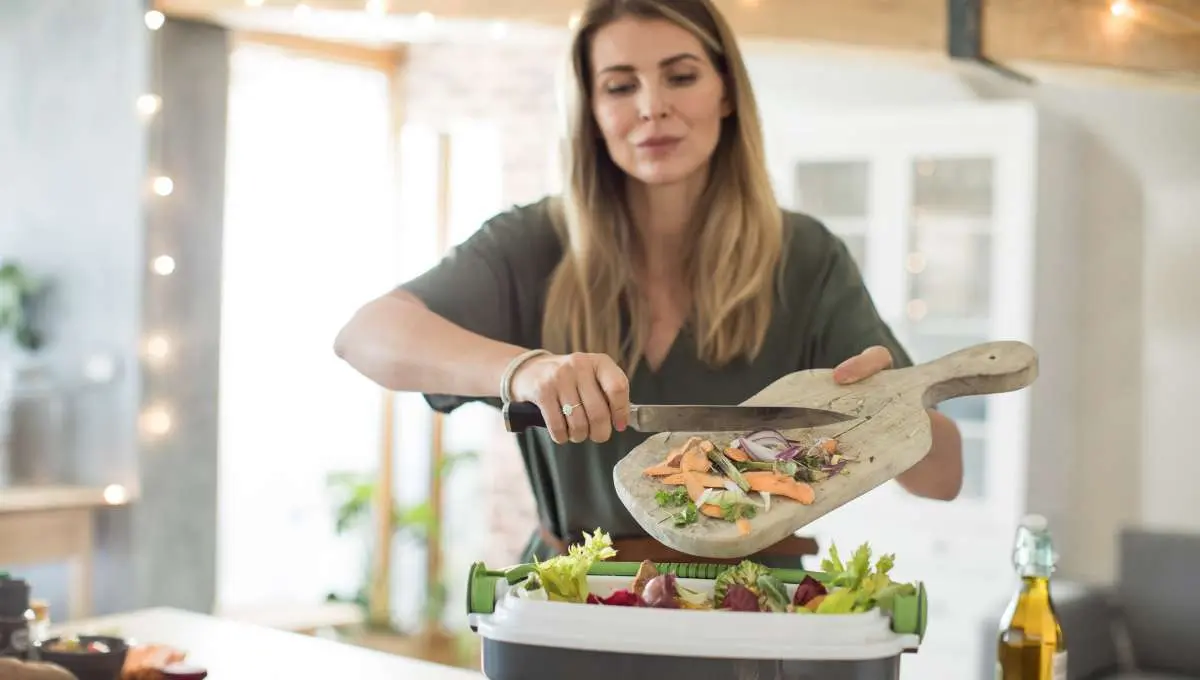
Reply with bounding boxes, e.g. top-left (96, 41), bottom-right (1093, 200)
top-left (612, 340), bottom-right (1039, 559)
